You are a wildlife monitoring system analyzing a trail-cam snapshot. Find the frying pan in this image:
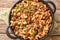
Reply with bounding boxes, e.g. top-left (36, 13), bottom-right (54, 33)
top-left (6, 0), bottom-right (56, 40)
